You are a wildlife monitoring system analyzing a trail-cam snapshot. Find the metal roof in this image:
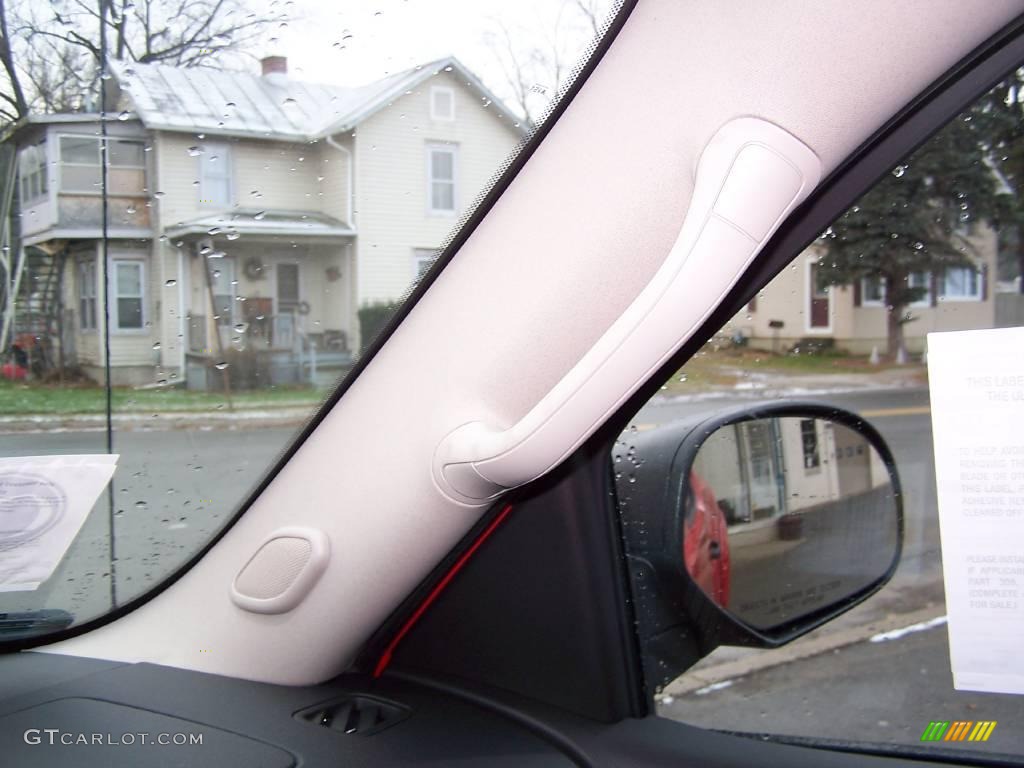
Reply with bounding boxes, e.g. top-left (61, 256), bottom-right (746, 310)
top-left (164, 209), bottom-right (355, 241)
top-left (112, 56), bottom-right (527, 142)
